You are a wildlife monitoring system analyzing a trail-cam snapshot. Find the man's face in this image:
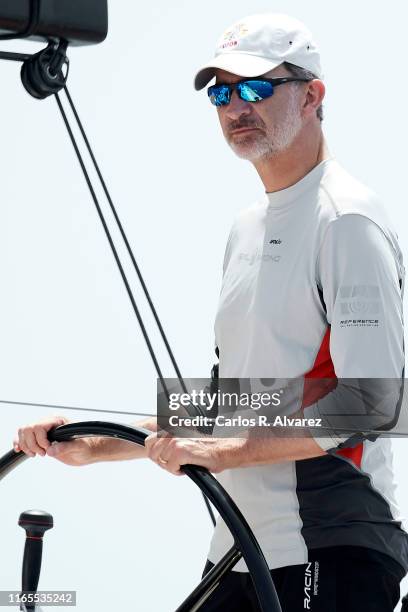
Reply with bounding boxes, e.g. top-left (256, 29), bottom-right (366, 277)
top-left (214, 66), bottom-right (306, 162)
